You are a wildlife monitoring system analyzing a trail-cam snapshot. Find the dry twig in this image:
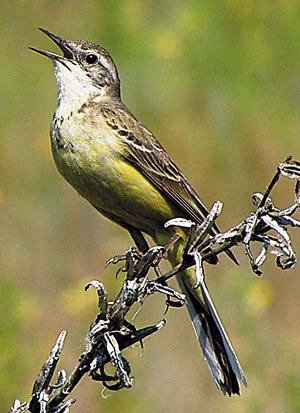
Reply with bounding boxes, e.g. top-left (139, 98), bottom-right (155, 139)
top-left (10, 157), bottom-right (300, 412)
